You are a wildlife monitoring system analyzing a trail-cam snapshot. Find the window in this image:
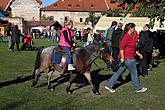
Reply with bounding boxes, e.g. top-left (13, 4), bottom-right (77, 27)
top-left (91, 4), bottom-right (94, 8)
top-left (64, 16), bottom-right (68, 21)
top-left (68, 4), bottom-right (72, 8)
top-left (76, 4), bottom-right (80, 8)
top-left (54, 3), bottom-right (57, 6)
top-left (80, 18), bottom-right (83, 22)
top-left (50, 16), bottom-right (54, 20)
